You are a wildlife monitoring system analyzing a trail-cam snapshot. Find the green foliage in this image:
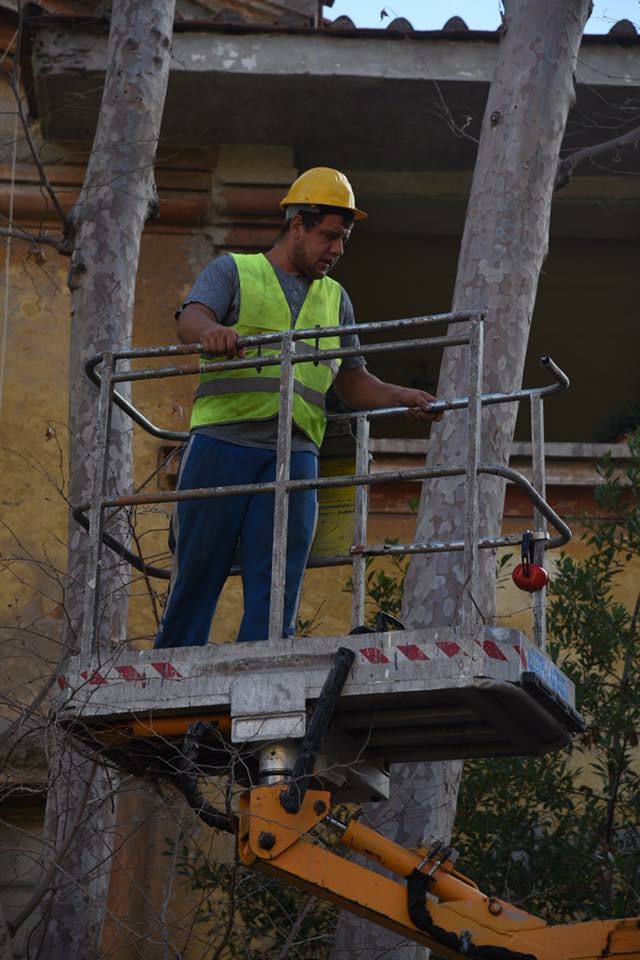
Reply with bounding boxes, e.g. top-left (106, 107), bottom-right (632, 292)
top-left (495, 550), bottom-right (514, 591)
top-left (452, 431), bottom-right (640, 922)
top-left (345, 538), bottom-right (408, 626)
top-left (167, 841), bottom-right (336, 958)
top-left (297, 602), bottom-right (325, 636)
